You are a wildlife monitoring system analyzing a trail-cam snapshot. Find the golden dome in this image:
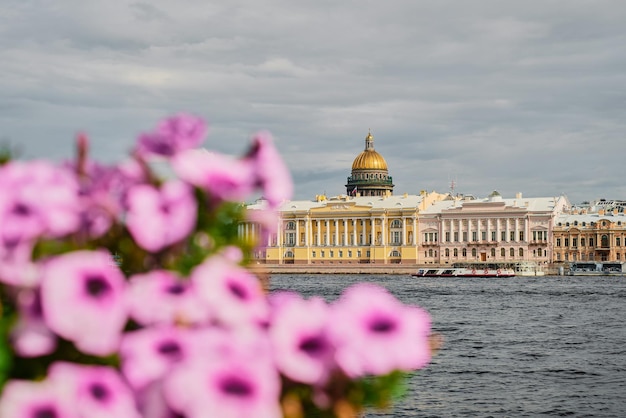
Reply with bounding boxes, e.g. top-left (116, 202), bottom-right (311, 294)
top-left (351, 150), bottom-right (388, 170)
top-left (351, 132), bottom-right (388, 171)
